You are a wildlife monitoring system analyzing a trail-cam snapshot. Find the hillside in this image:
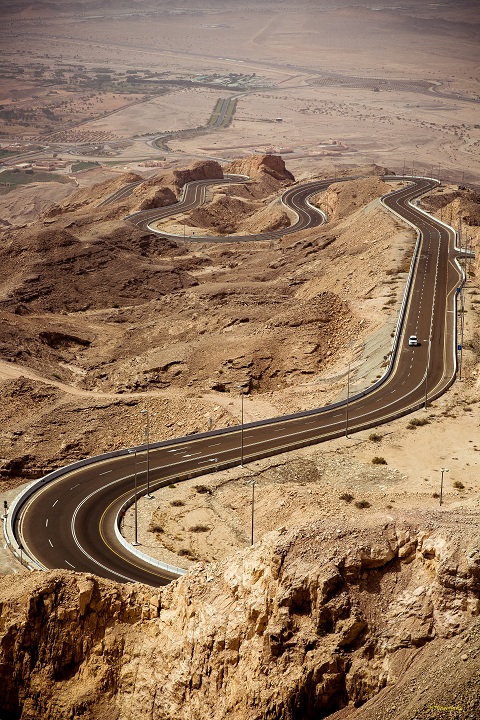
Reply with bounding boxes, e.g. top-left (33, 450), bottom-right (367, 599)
top-left (0, 157), bottom-right (409, 490)
top-left (1, 515), bottom-right (479, 719)
top-left (0, 157), bottom-right (480, 719)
